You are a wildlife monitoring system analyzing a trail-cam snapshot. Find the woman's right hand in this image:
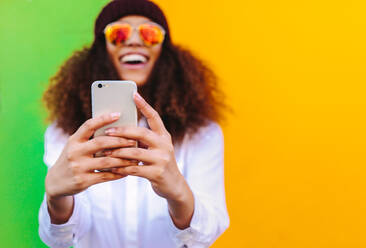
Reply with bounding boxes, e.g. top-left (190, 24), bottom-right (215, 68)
top-left (45, 112), bottom-right (135, 223)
